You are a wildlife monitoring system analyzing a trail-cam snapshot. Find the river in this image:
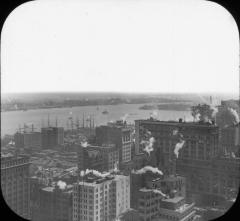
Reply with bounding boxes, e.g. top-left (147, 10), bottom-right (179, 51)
top-left (1, 103), bottom-right (192, 137)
